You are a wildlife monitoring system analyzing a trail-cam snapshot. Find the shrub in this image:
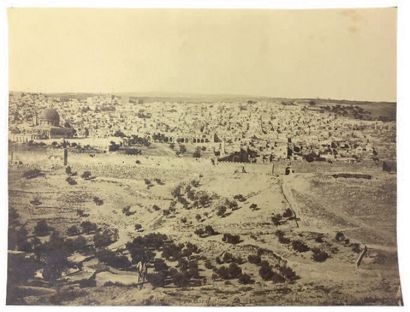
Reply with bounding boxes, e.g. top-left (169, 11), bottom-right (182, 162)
top-left (93, 228), bottom-right (119, 248)
top-left (23, 169), bottom-right (44, 179)
top-left (65, 166), bottom-right (72, 175)
top-left (147, 272), bottom-right (166, 288)
top-left (163, 209), bottom-right (171, 216)
top-left (248, 254), bottom-right (261, 265)
top-left (271, 271), bottom-right (286, 283)
top-left (173, 271), bottom-right (190, 287)
top-left (76, 209), bottom-right (88, 217)
top-left (195, 214), bottom-right (202, 222)
top-left (80, 221), bottom-right (98, 234)
top-left (351, 243), bottom-right (361, 253)
top-left (259, 264), bottom-right (274, 281)
top-left (233, 194), bottom-right (246, 202)
top-left (205, 260), bottom-right (214, 270)
top-left (272, 214), bottom-right (283, 226)
top-left (249, 203), bottom-right (258, 210)
top-left (205, 225), bottom-right (217, 236)
top-left (311, 248), bottom-right (329, 262)
top-left (216, 205), bottom-right (227, 217)
top-left (222, 233), bottom-right (241, 244)
top-left (67, 225), bottom-right (80, 236)
top-left (81, 171), bottom-right (92, 180)
top-left (190, 179), bottom-right (201, 188)
top-left (228, 263), bottom-right (242, 278)
top-left (135, 223), bottom-right (143, 231)
top-left (291, 240), bottom-right (310, 253)
top-left (278, 265), bottom-right (298, 281)
top-left (93, 196), bottom-right (104, 206)
top-left (122, 206), bottom-right (135, 216)
top-left (335, 232), bottom-right (346, 242)
top-left (152, 204), bottom-right (161, 211)
top-left (282, 208), bottom-right (293, 218)
top-left (65, 235), bottom-right (88, 252)
top-left (181, 217), bottom-right (187, 223)
top-left (30, 196), bottom-right (42, 206)
top-left (153, 258), bottom-right (169, 272)
top-left (66, 177), bottom-right (77, 185)
top-left (216, 266), bottom-right (230, 279)
top-left (33, 220), bottom-right (52, 236)
top-left (238, 273), bottom-right (254, 284)
top-left (275, 230), bottom-right (291, 244)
